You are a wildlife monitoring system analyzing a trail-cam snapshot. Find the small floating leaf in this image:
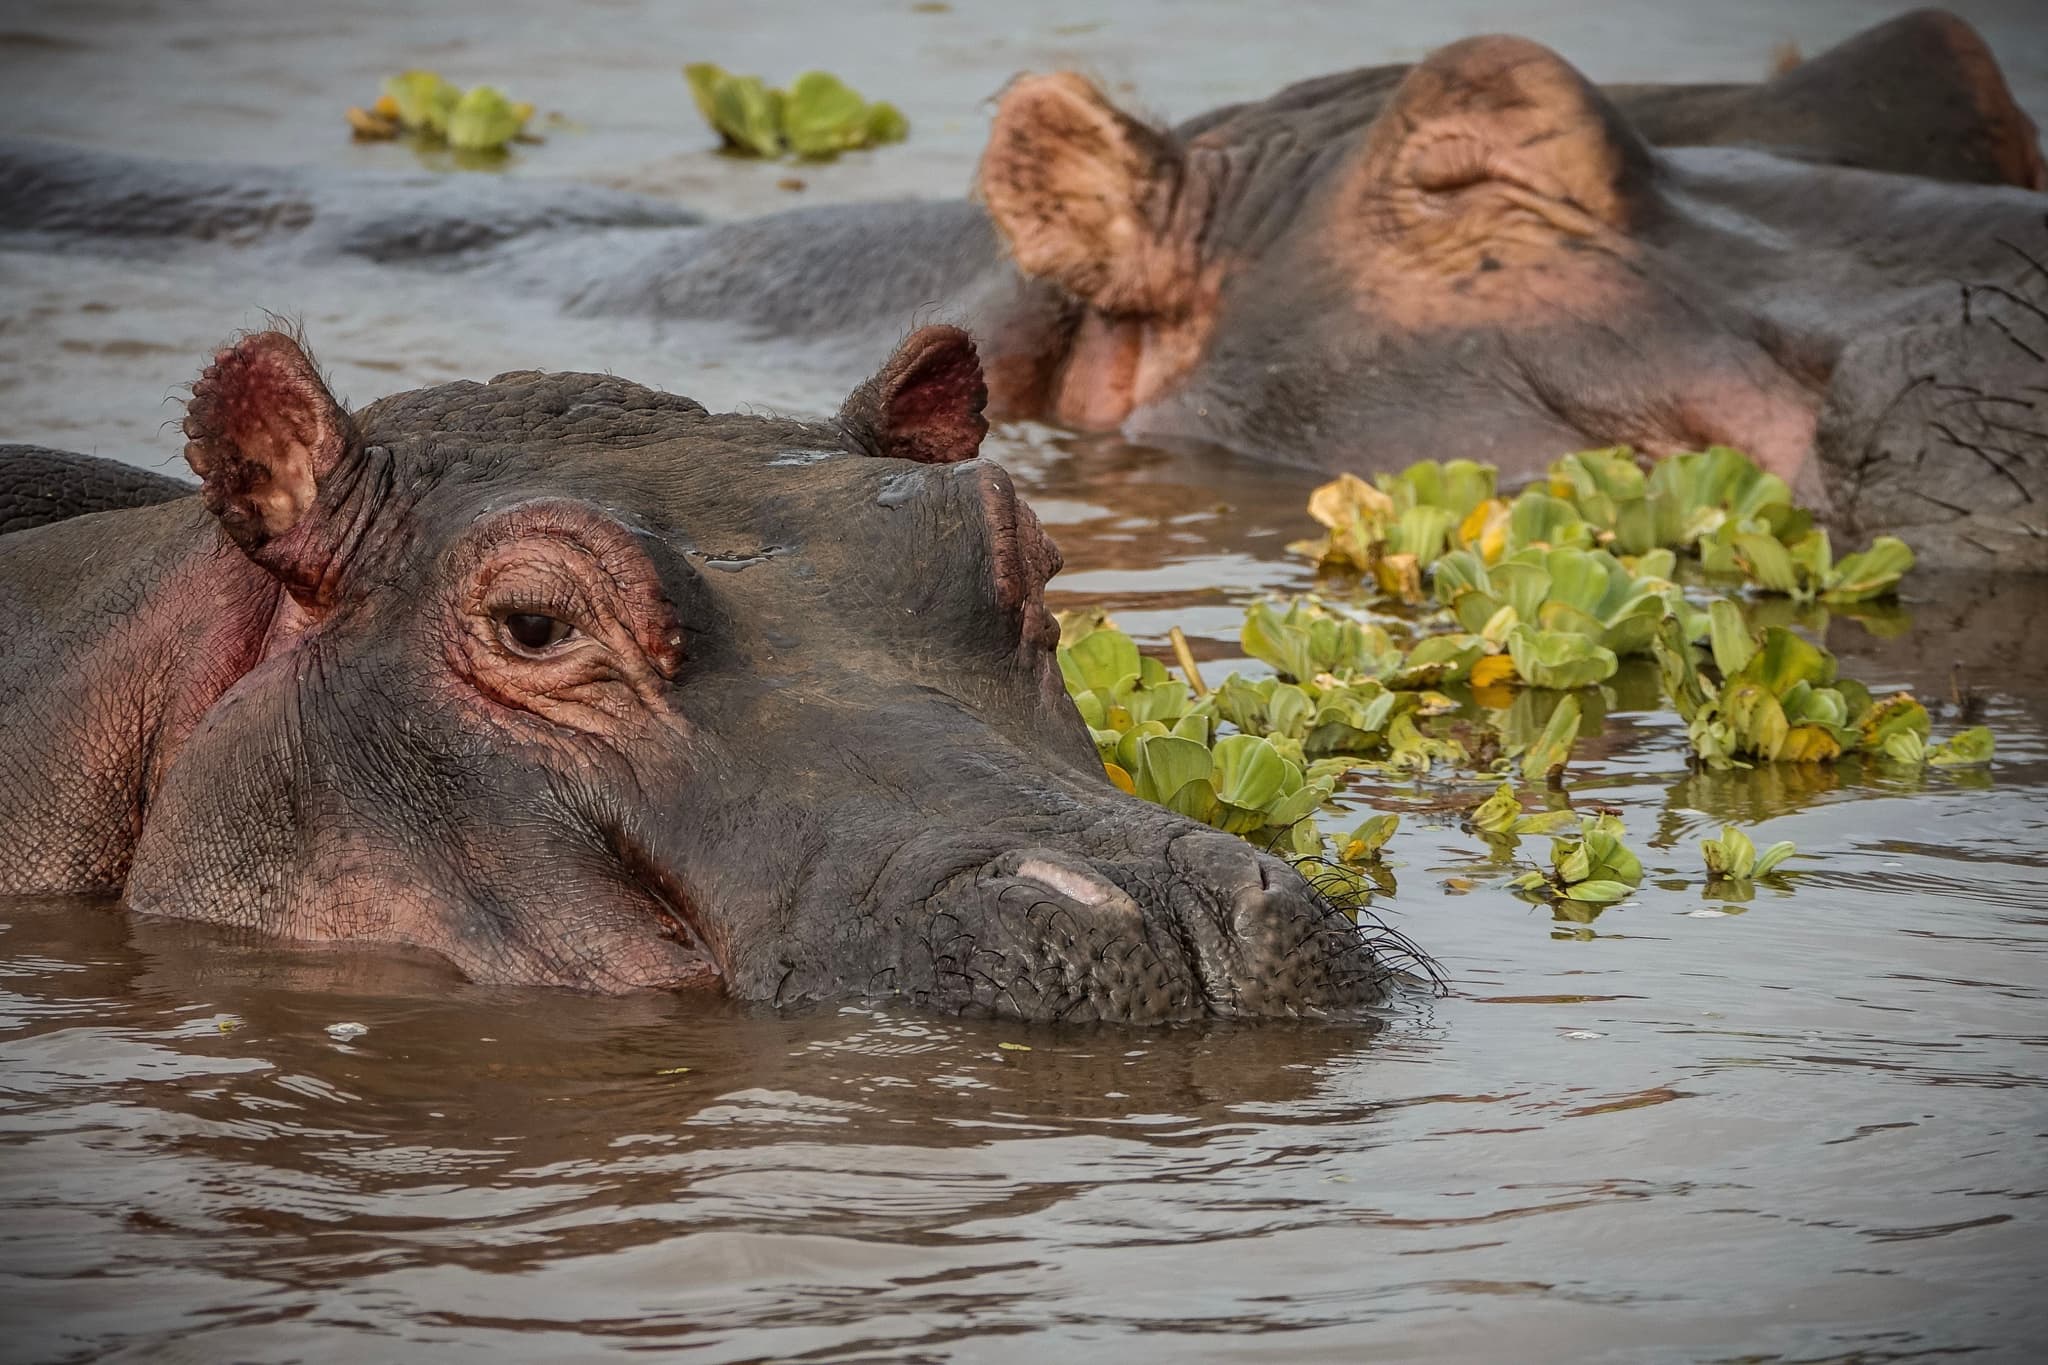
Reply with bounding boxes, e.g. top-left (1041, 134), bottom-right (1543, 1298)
top-left (1751, 840), bottom-right (1798, 877)
top-left (382, 70), bottom-right (459, 135)
top-left (1928, 726), bottom-right (1994, 768)
top-left (446, 85), bottom-right (530, 153)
